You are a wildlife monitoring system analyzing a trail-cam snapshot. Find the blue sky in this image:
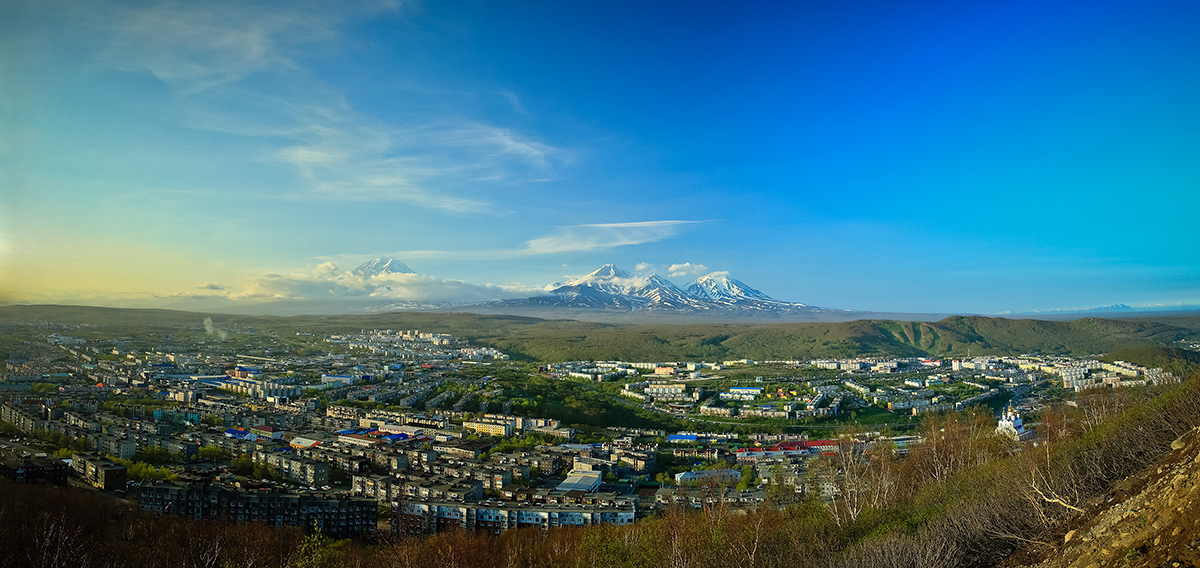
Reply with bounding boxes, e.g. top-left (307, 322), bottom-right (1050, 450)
top-left (1, 0), bottom-right (1197, 314)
